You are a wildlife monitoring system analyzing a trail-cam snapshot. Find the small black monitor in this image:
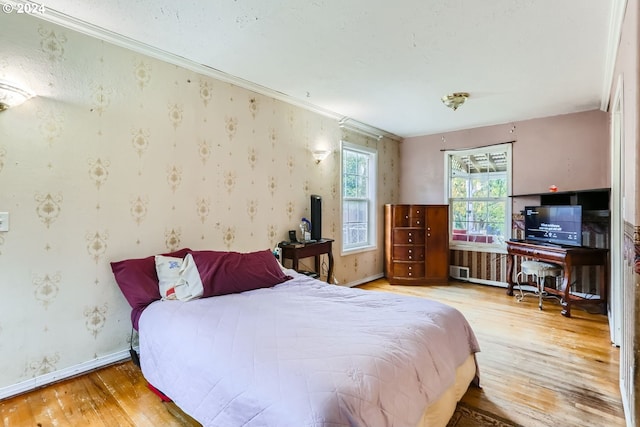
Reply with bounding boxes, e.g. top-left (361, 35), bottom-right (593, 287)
top-left (524, 205), bottom-right (582, 247)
